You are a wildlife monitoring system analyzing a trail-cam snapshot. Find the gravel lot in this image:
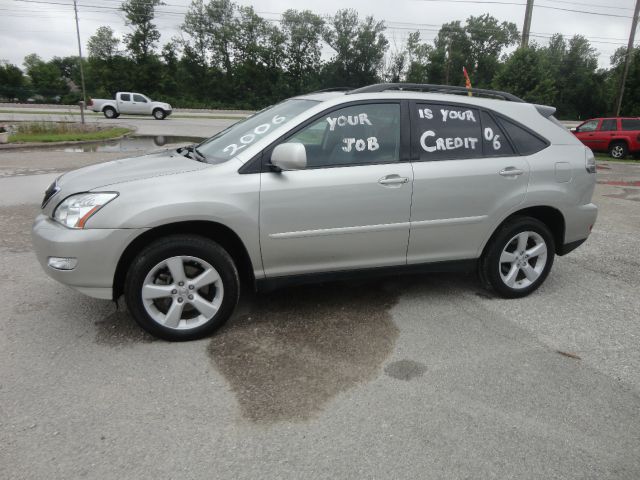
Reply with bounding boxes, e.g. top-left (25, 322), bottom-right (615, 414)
top-left (1, 118), bottom-right (639, 479)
